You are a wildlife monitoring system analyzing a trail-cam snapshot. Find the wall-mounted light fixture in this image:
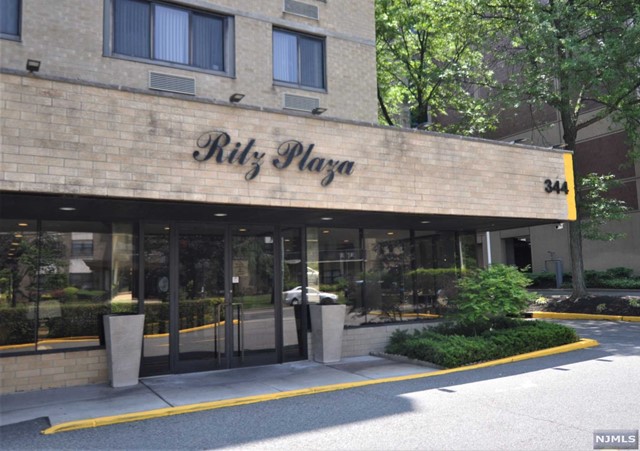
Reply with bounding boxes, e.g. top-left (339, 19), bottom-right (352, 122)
top-left (311, 107), bottom-right (327, 115)
top-left (26, 59), bottom-right (41, 73)
top-left (229, 93), bottom-right (245, 103)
